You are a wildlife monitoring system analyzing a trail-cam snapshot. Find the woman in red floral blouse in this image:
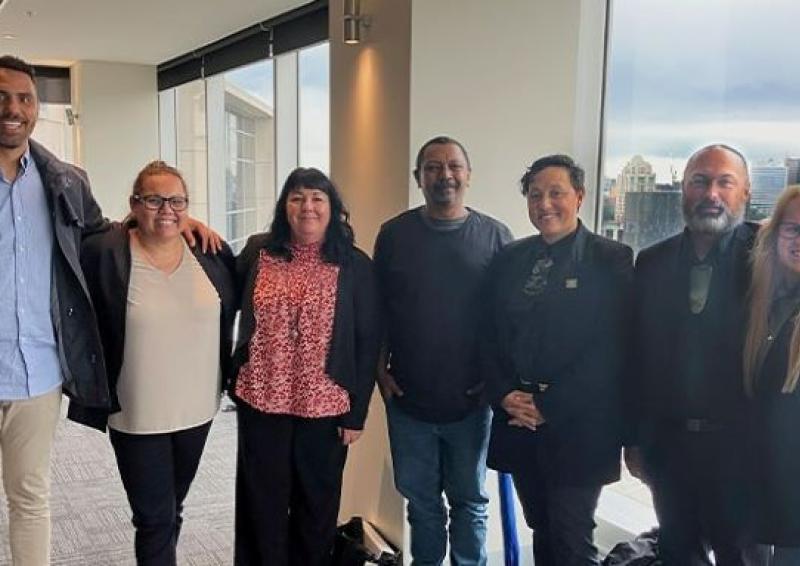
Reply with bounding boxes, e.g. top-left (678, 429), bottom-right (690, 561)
top-left (231, 167), bottom-right (381, 566)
